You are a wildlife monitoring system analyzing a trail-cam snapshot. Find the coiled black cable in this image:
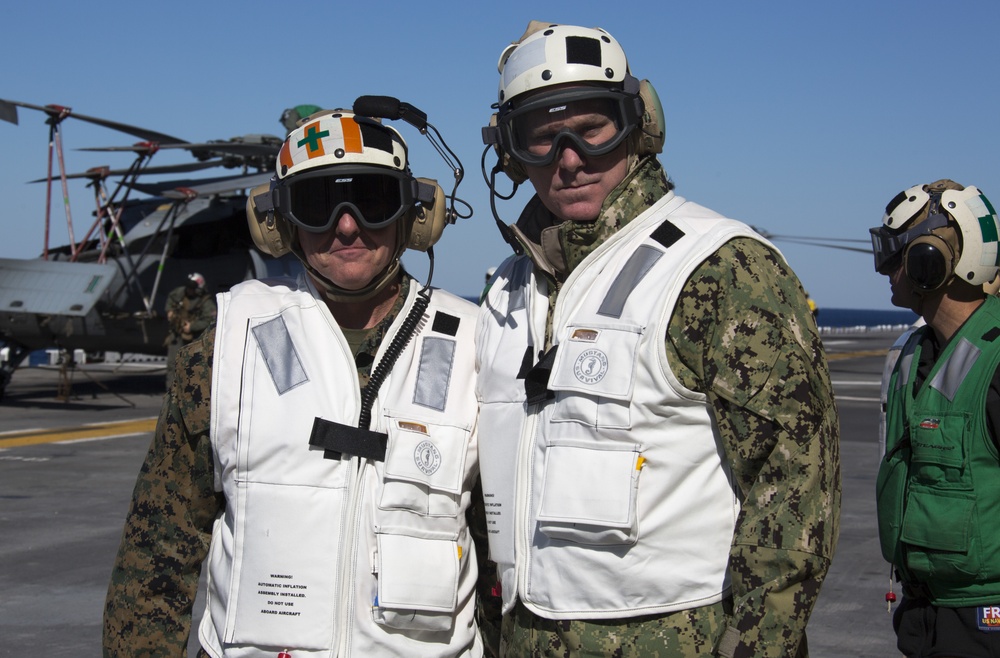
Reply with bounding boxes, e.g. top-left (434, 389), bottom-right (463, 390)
top-left (356, 285), bottom-right (431, 430)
